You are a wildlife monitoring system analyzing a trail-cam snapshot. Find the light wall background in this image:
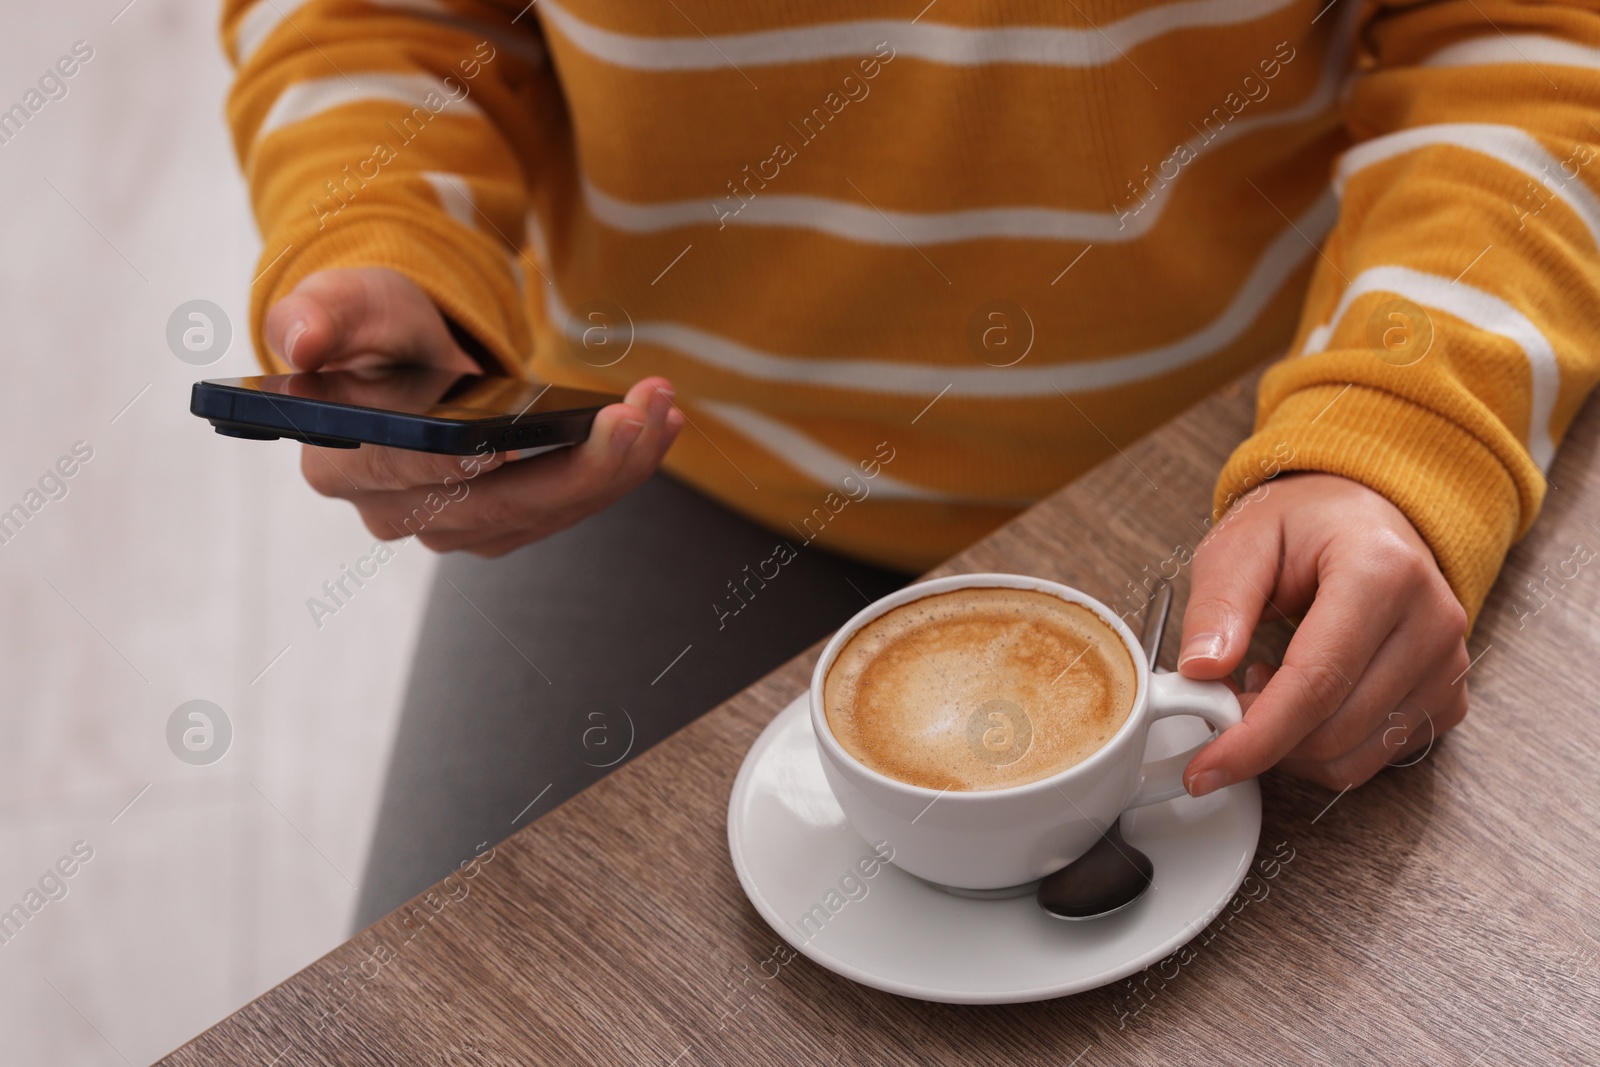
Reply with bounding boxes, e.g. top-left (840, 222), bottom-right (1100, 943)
top-left (0, 2), bottom-right (430, 1062)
